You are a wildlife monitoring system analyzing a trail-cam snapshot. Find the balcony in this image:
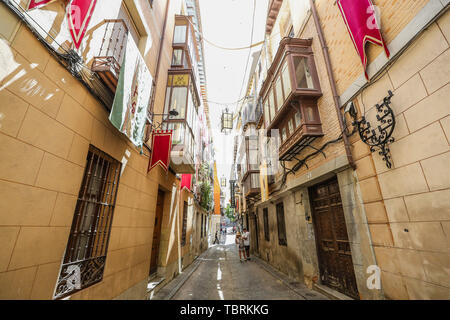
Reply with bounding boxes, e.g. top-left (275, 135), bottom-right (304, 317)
top-left (238, 135), bottom-right (260, 200)
top-left (91, 20), bottom-right (128, 94)
top-left (242, 100), bottom-right (263, 131)
top-left (162, 70), bottom-right (200, 174)
top-left (172, 15), bottom-right (201, 93)
top-left (260, 37), bottom-right (324, 161)
top-left (242, 172), bottom-right (260, 199)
